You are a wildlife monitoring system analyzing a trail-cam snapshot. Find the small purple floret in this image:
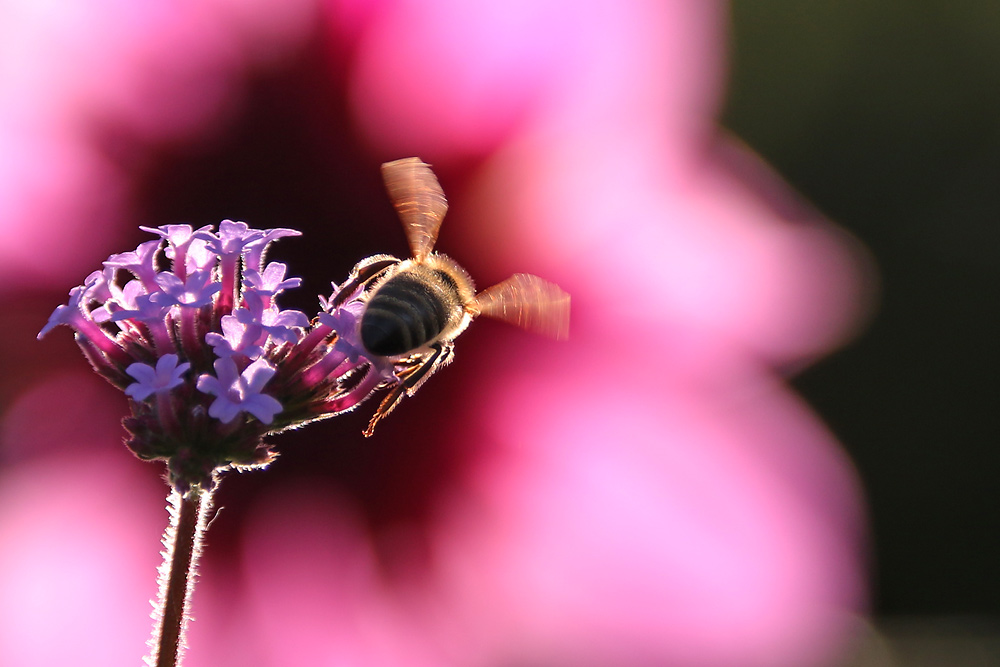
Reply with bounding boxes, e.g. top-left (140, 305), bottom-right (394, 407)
top-left (108, 281), bottom-right (168, 323)
top-left (197, 358), bottom-right (283, 424)
top-left (196, 220), bottom-right (265, 259)
top-left (241, 289), bottom-right (308, 345)
top-left (140, 224), bottom-right (209, 251)
top-left (260, 308), bottom-right (310, 344)
top-left (244, 228), bottom-right (301, 271)
top-left (141, 224), bottom-right (215, 276)
top-left (206, 312), bottom-right (264, 359)
top-left (243, 262), bottom-right (302, 296)
top-left (318, 301), bottom-right (366, 360)
top-left (125, 354), bottom-right (192, 401)
top-left (104, 239), bottom-right (162, 290)
top-left (153, 269), bottom-right (222, 308)
top-left (37, 286), bottom-right (87, 339)
top-left (82, 269), bottom-right (113, 304)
